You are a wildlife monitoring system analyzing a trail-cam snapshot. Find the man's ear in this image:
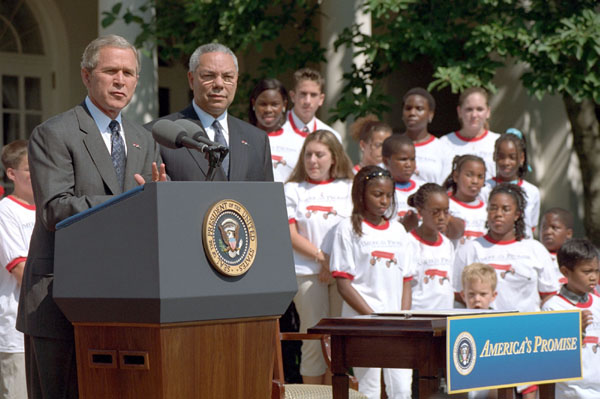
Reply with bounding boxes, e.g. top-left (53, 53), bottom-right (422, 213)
top-left (5, 168), bottom-right (16, 182)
